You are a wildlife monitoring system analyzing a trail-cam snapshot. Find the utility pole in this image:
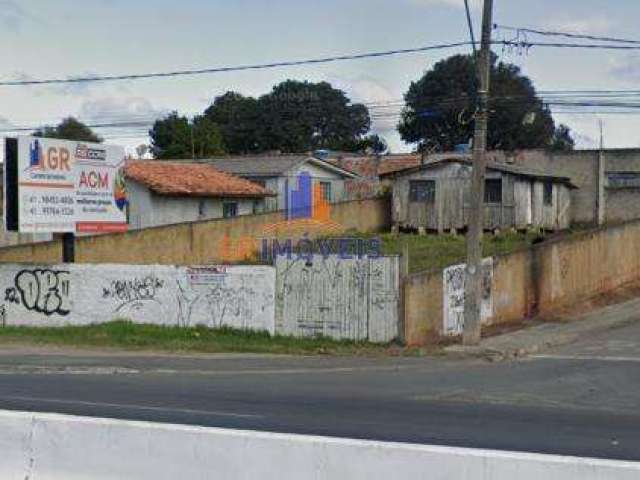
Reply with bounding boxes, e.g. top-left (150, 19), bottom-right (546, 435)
top-left (463, 0), bottom-right (493, 345)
